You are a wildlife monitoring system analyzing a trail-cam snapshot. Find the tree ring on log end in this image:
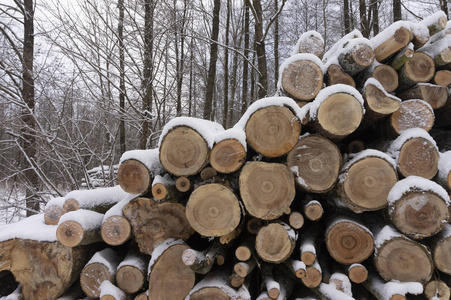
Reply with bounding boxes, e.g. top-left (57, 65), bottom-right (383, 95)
top-left (190, 287), bottom-right (230, 300)
top-left (63, 199), bottom-right (80, 213)
top-left (245, 106), bottom-right (301, 157)
top-left (116, 265), bottom-right (145, 294)
top-left (348, 264), bottom-right (368, 283)
top-left (425, 280), bottom-right (451, 300)
top-left (210, 139), bottom-right (246, 174)
top-left (390, 100), bottom-right (434, 134)
top-left (57, 221), bottom-right (84, 248)
top-left (80, 262), bottom-right (113, 298)
top-left (159, 126), bottom-right (209, 176)
top-left (281, 60), bottom-right (323, 101)
top-left (373, 65), bottom-right (398, 93)
top-left (255, 223), bottom-right (295, 263)
top-left (365, 84), bottom-right (401, 115)
top-left (434, 233), bottom-right (451, 275)
top-left (117, 159), bottom-right (151, 194)
top-left (397, 137), bottom-right (439, 179)
top-left (287, 134), bottom-right (341, 193)
top-left (375, 238), bottom-right (433, 283)
top-left (351, 44), bottom-right (375, 68)
top-left (101, 216), bottom-right (131, 246)
top-left (186, 183), bottom-right (241, 237)
top-left (326, 220), bottom-right (374, 264)
top-left (405, 52), bottom-right (435, 83)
